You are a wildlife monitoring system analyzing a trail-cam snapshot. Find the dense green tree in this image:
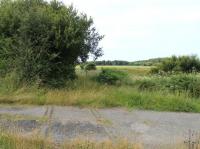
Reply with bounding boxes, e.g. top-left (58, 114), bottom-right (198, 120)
top-left (154, 55), bottom-right (200, 74)
top-left (0, 0), bottom-right (103, 87)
